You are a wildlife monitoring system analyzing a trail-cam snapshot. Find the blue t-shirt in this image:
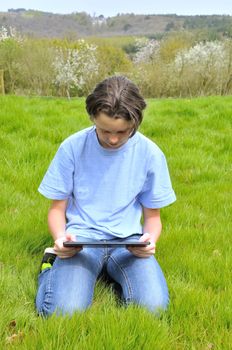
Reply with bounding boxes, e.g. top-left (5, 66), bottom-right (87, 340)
top-left (38, 126), bottom-right (176, 239)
